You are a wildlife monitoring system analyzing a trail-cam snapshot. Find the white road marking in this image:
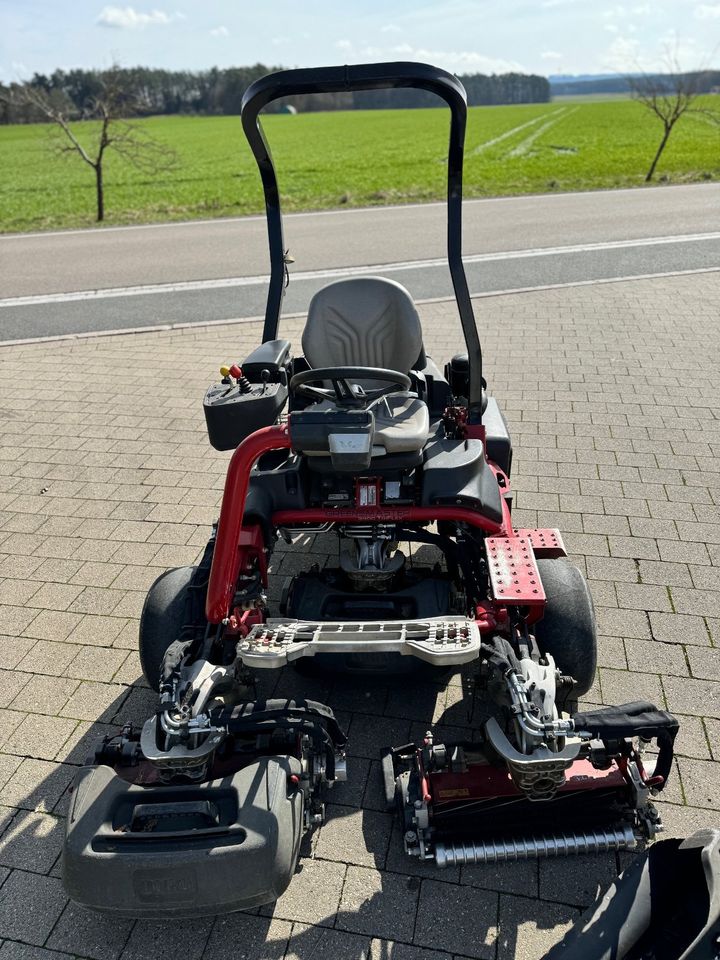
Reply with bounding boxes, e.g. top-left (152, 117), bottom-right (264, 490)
top-left (1, 266), bottom-right (718, 349)
top-left (3, 183), bottom-right (719, 241)
top-left (2, 231), bottom-right (719, 308)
